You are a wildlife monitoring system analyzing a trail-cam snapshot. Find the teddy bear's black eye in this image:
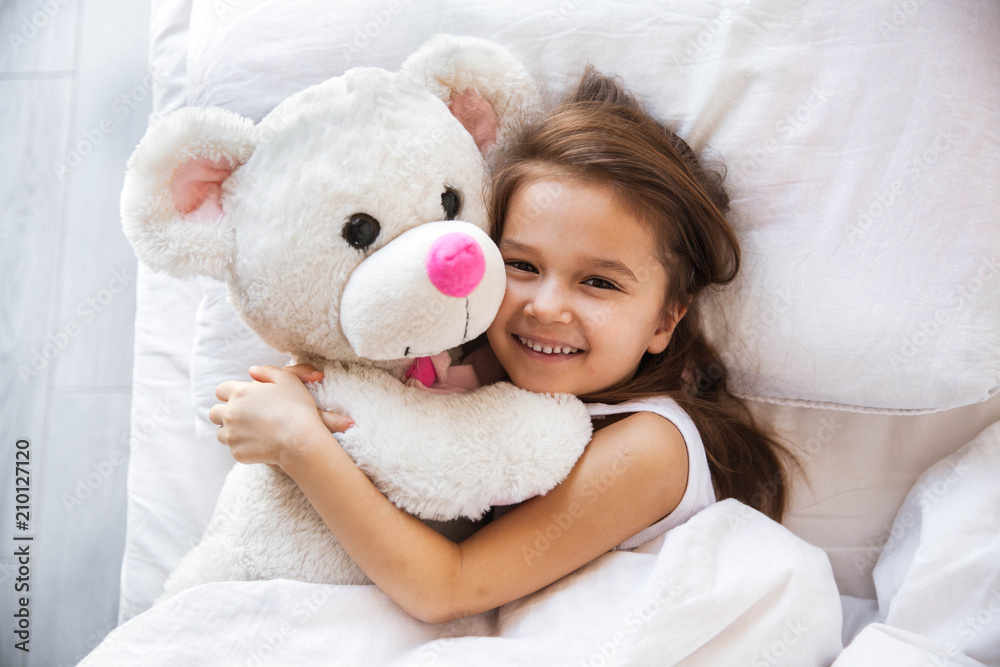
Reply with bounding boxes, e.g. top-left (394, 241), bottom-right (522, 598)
top-left (342, 213), bottom-right (381, 250)
top-left (441, 188), bottom-right (461, 221)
